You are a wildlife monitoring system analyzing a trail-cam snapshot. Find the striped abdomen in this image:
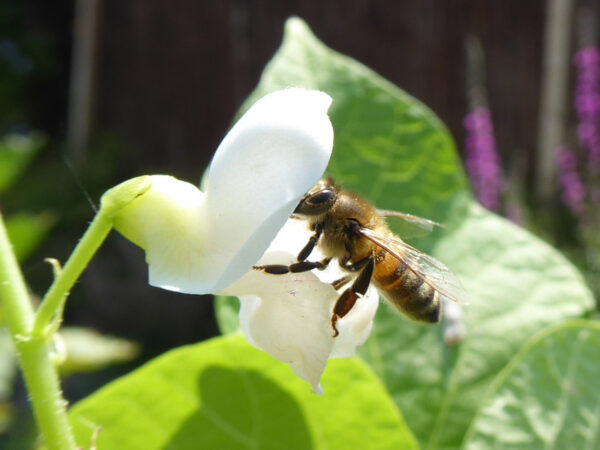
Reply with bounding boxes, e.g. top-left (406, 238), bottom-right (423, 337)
top-left (373, 250), bottom-right (441, 323)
